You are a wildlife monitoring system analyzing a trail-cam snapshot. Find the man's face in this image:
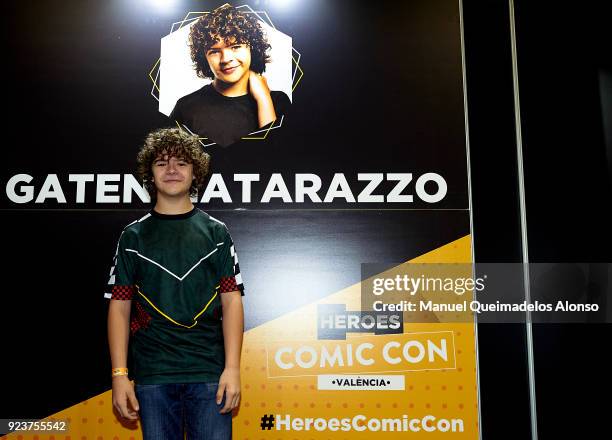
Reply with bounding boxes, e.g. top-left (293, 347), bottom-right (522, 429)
top-left (151, 152), bottom-right (194, 198)
top-left (205, 37), bottom-right (252, 84)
